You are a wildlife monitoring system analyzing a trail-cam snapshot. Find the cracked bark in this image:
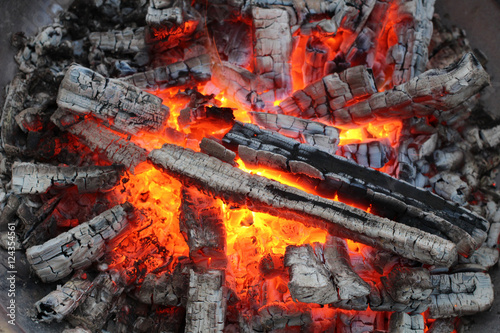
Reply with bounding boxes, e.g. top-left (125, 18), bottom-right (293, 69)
top-left (26, 203), bottom-right (133, 283)
top-left (89, 27), bottom-right (146, 54)
top-left (57, 64), bottom-right (169, 135)
top-left (389, 312), bottom-right (425, 333)
top-left (12, 162), bottom-right (124, 194)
